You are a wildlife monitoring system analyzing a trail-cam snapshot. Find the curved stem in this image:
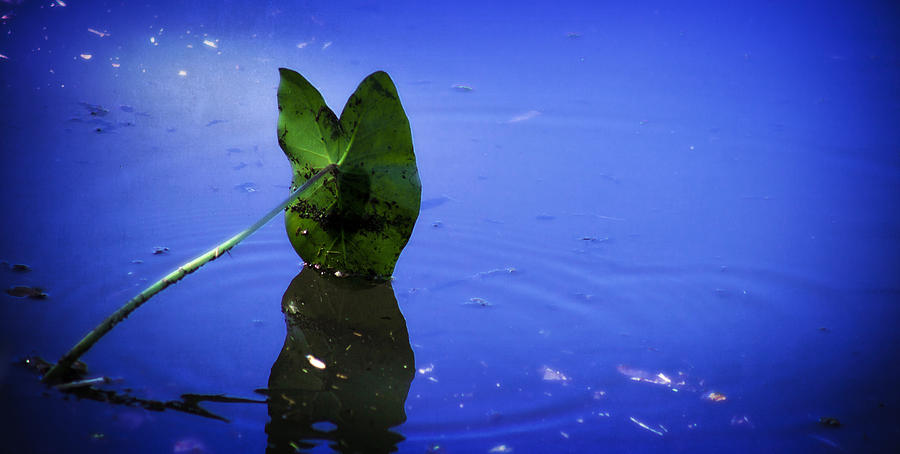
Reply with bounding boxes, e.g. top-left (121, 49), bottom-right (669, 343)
top-left (42, 164), bottom-right (336, 384)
